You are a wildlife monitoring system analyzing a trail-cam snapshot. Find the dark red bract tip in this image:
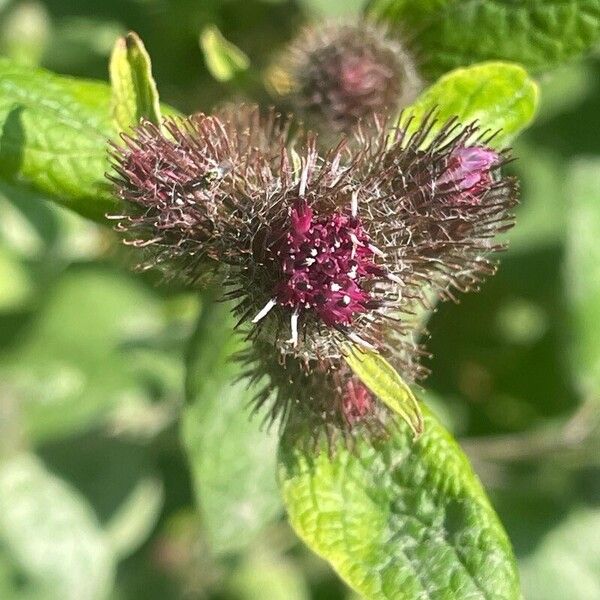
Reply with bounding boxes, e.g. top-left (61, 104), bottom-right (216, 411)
top-left (343, 378), bottom-right (373, 424)
top-left (272, 200), bottom-right (382, 328)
